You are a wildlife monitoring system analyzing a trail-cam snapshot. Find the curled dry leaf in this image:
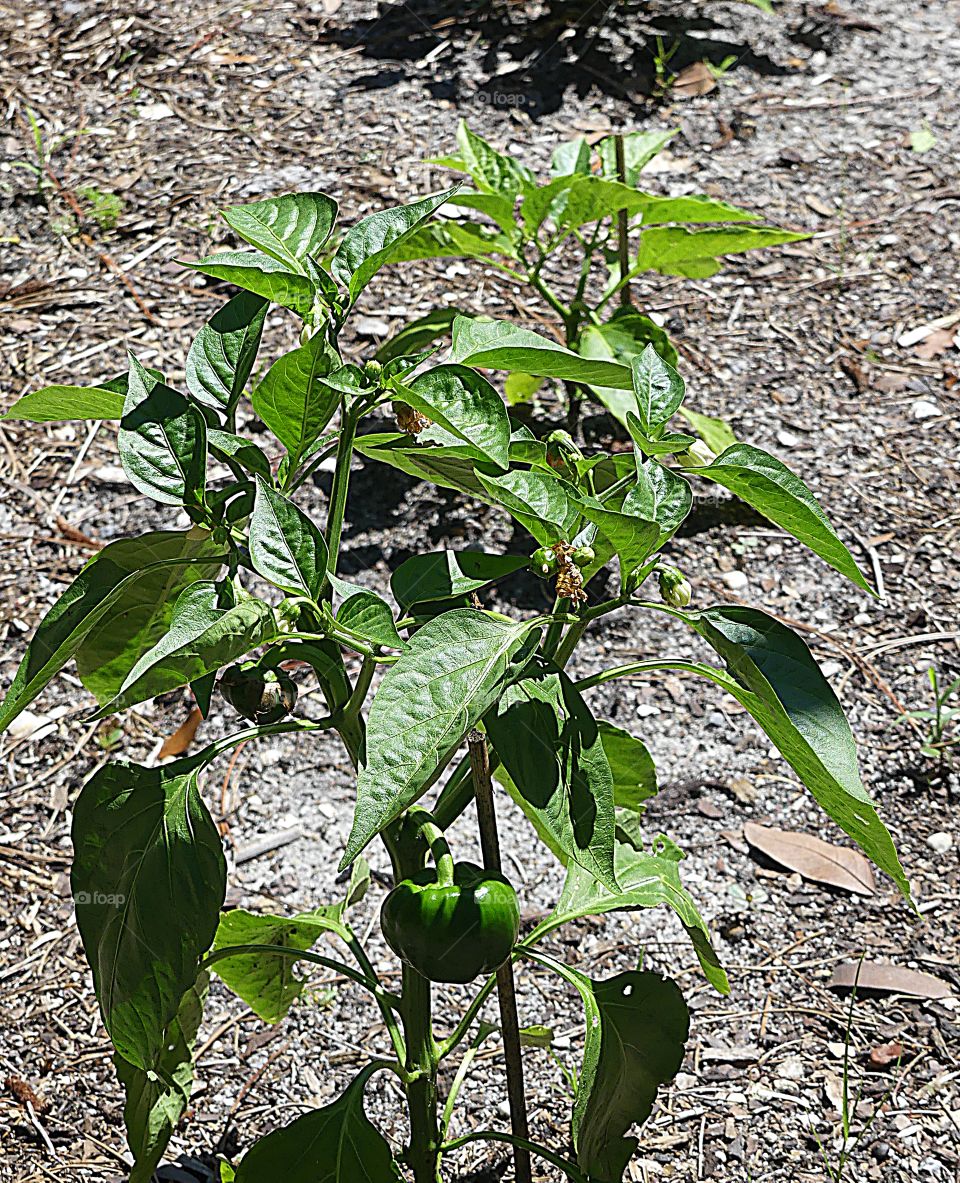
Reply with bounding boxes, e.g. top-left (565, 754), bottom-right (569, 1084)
top-left (828, 962), bottom-right (953, 1000)
top-left (869, 1041), bottom-right (903, 1068)
top-left (158, 706), bottom-right (204, 760)
top-left (742, 822), bottom-right (876, 896)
